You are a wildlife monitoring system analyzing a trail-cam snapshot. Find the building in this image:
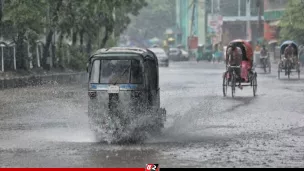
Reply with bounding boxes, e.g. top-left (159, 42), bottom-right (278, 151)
top-left (176, 0), bottom-right (263, 50)
top-left (175, 0), bottom-right (206, 49)
top-left (263, 0), bottom-right (288, 61)
top-left (213, 0), bottom-right (263, 46)
top-left (263, 0), bottom-right (288, 42)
